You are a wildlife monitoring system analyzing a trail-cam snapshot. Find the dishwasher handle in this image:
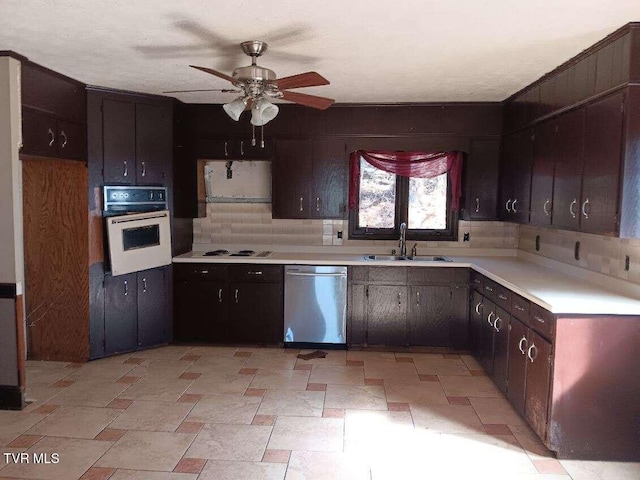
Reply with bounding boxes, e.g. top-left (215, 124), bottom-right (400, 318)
top-left (286, 272), bottom-right (347, 278)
